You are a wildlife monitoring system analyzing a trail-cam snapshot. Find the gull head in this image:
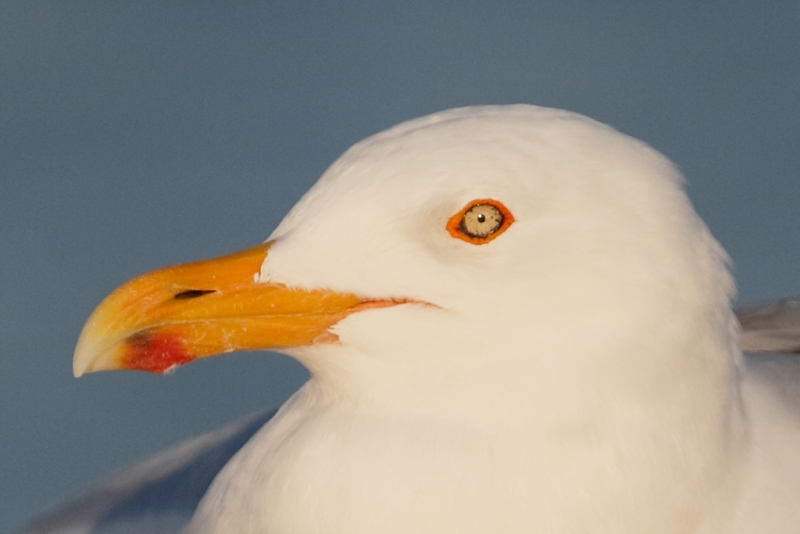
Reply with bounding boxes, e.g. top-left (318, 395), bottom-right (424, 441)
top-left (74, 105), bottom-right (738, 426)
